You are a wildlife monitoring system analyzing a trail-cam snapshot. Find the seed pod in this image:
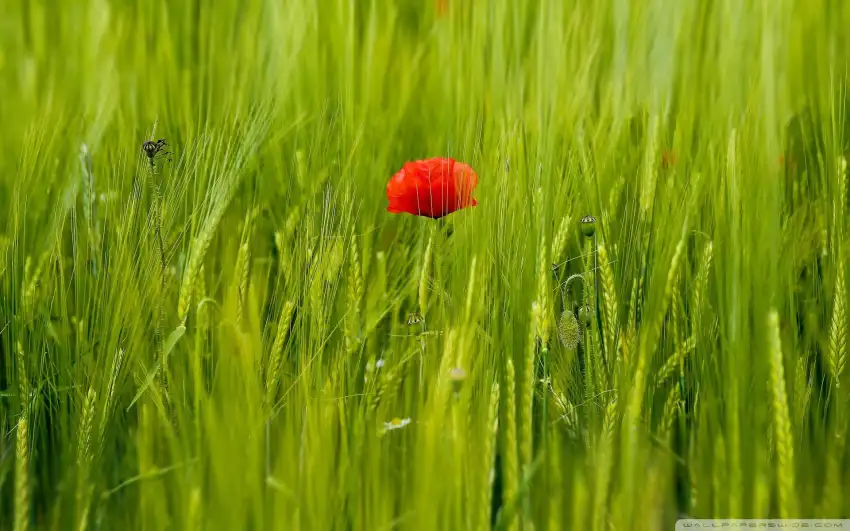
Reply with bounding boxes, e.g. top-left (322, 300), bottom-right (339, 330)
top-left (557, 309), bottom-right (580, 350)
top-left (580, 215), bottom-right (596, 238)
top-left (578, 305), bottom-right (593, 327)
